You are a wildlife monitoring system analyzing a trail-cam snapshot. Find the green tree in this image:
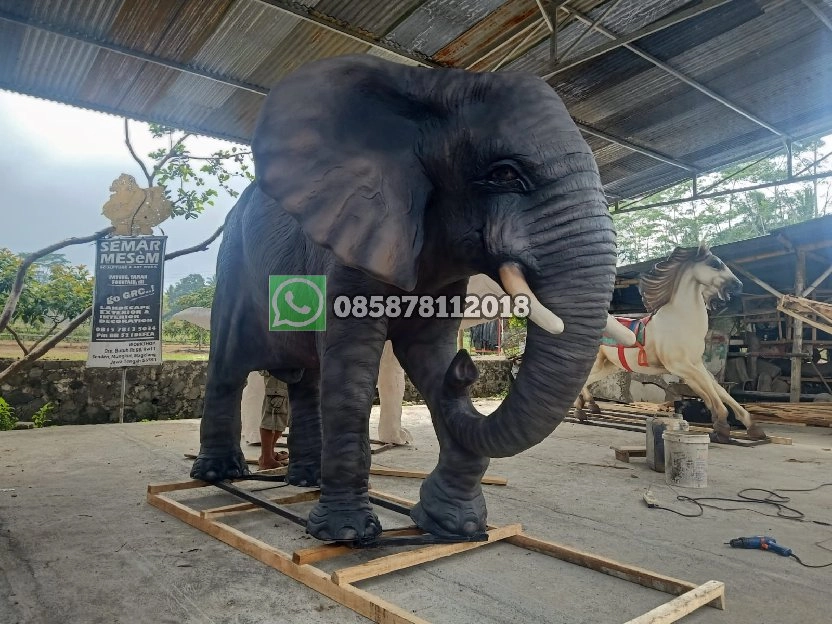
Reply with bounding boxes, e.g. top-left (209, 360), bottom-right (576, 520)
top-left (0, 249), bottom-right (93, 354)
top-left (164, 273), bottom-right (207, 318)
